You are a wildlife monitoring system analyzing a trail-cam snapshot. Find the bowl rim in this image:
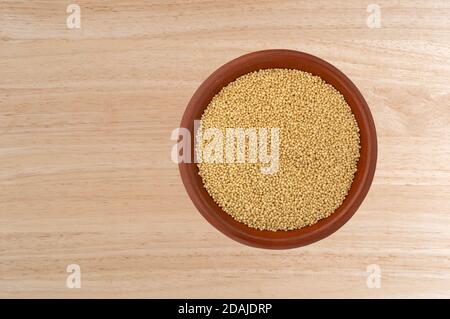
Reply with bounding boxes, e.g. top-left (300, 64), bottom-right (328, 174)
top-left (179, 49), bottom-right (377, 249)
